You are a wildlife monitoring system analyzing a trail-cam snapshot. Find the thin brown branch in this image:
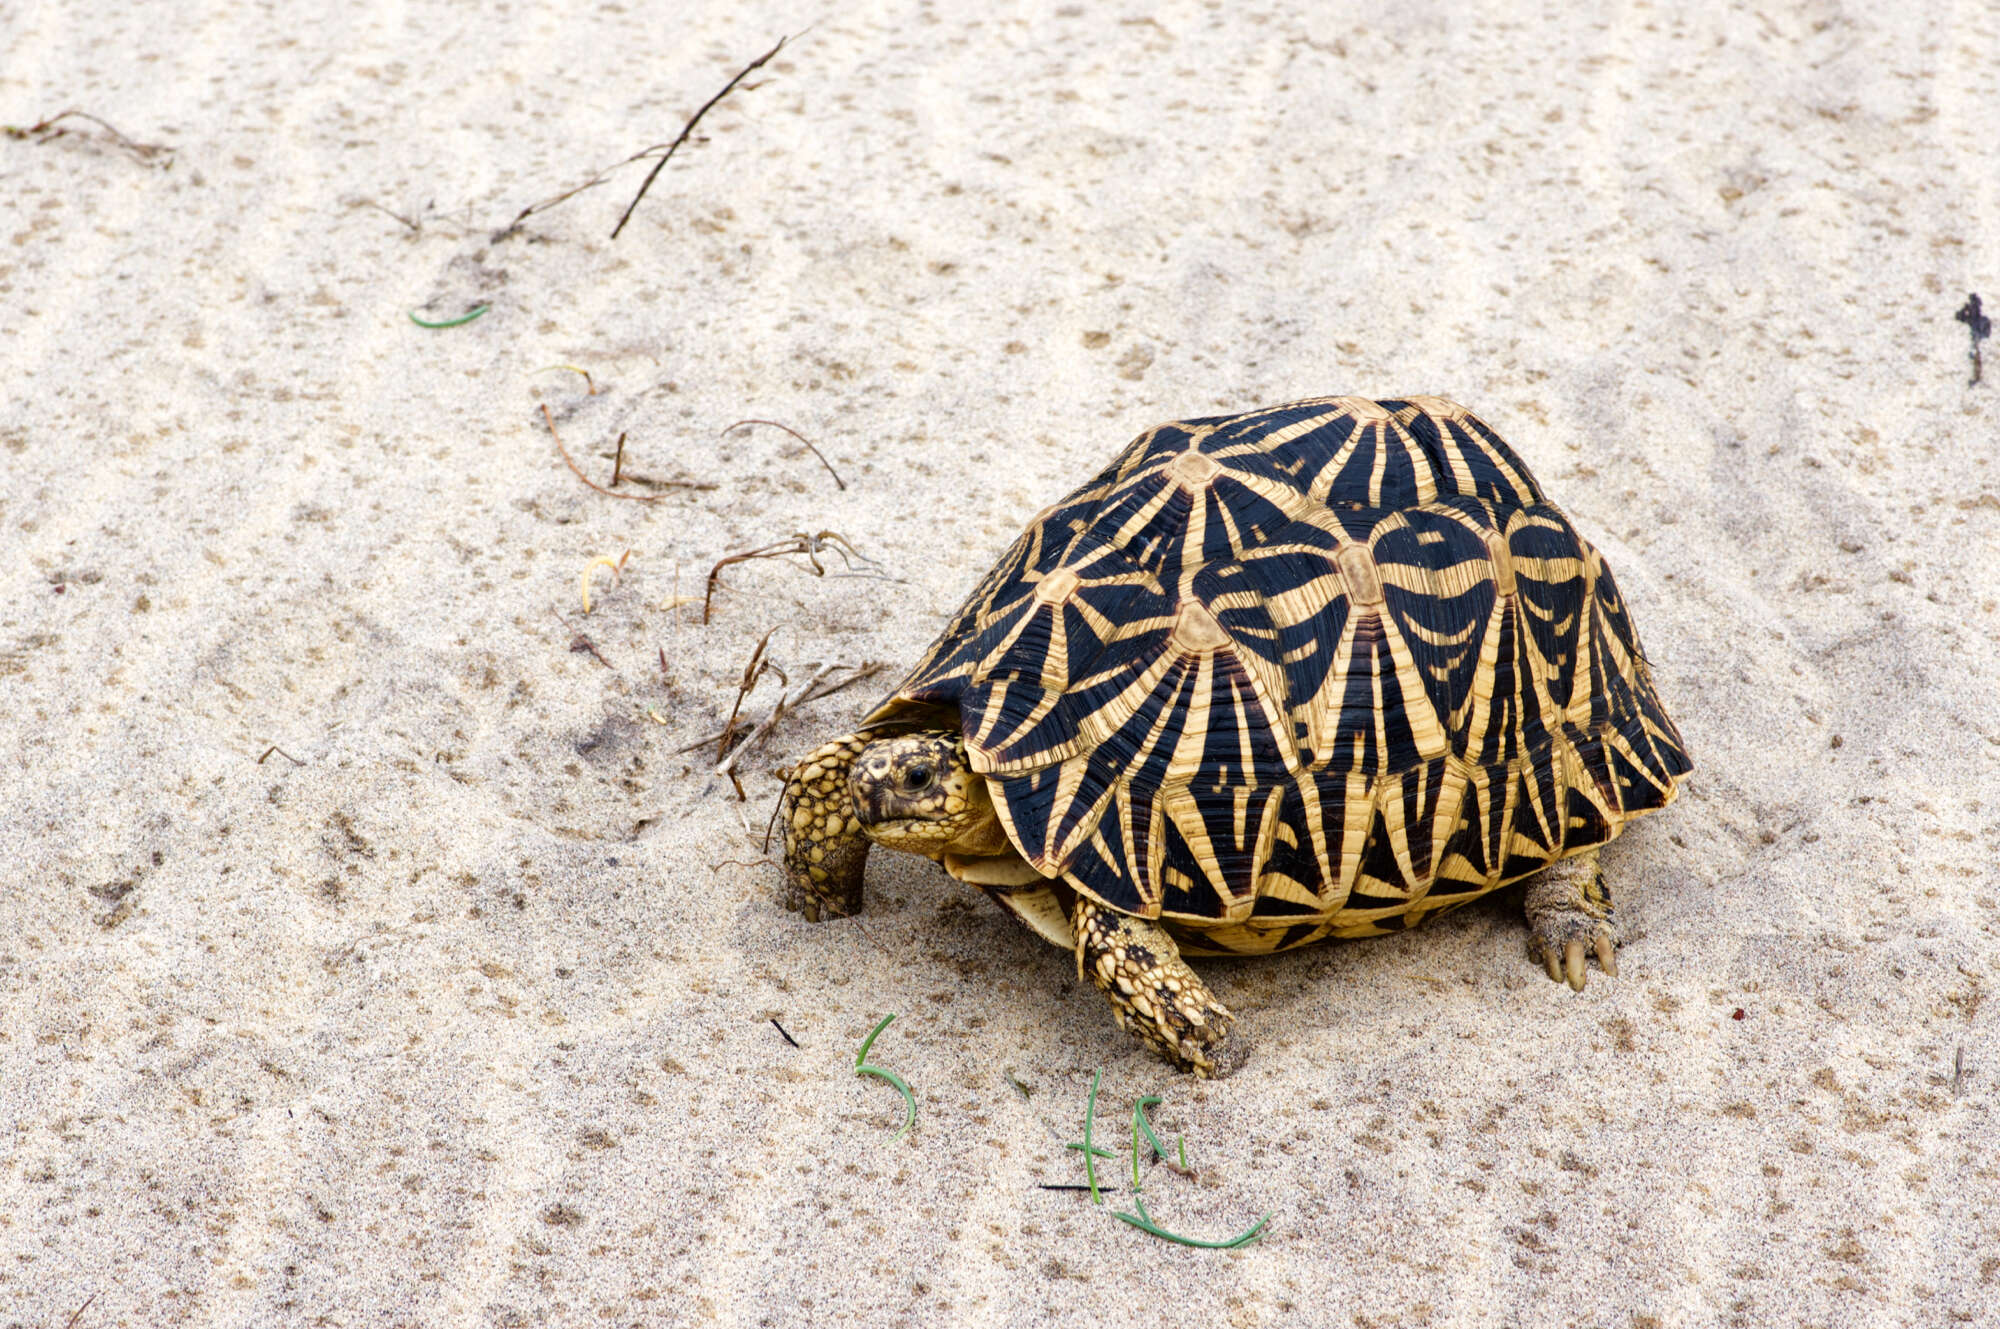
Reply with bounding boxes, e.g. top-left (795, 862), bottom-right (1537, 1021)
top-left (8, 109), bottom-right (170, 162)
top-left (715, 629), bottom-right (782, 763)
top-left (496, 35), bottom-right (789, 241)
top-left (610, 36), bottom-right (789, 240)
top-left (540, 405), bottom-right (714, 499)
top-left (355, 198), bottom-right (423, 232)
top-left (702, 530), bottom-right (892, 624)
top-left (721, 418), bottom-right (846, 490)
top-left (704, 659), bottom-right (888, 791)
